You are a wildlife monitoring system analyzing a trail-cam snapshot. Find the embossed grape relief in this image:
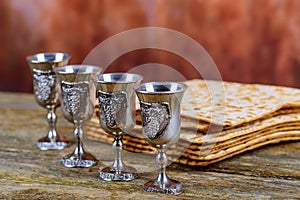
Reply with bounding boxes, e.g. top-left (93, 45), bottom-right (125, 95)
top-left (140, 101), bottom-right (171, 140)
top-left (61, 82), bottom-right (89, 117)
top-left (98, 91), bottom-right (127, 129)
top-left (33, 69), bottom-right (56, 102)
